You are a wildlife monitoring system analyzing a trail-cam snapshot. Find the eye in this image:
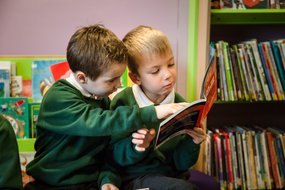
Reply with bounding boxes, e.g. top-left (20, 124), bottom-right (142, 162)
top-left (150, 69), bottom-right (159, 74)
top-left (107, 78), bottom-right (117, 83)
top-left (168, 62), bottom-right (175, 67)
